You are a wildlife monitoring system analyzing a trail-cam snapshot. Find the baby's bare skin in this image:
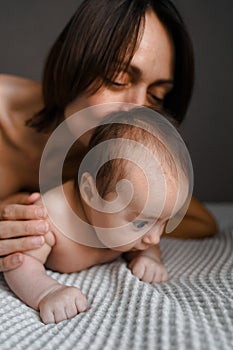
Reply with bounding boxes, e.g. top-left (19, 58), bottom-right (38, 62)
top-left (4, 182), bottom-right (167, 324)
top-left (4, 212), bottom-right (166, 324)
